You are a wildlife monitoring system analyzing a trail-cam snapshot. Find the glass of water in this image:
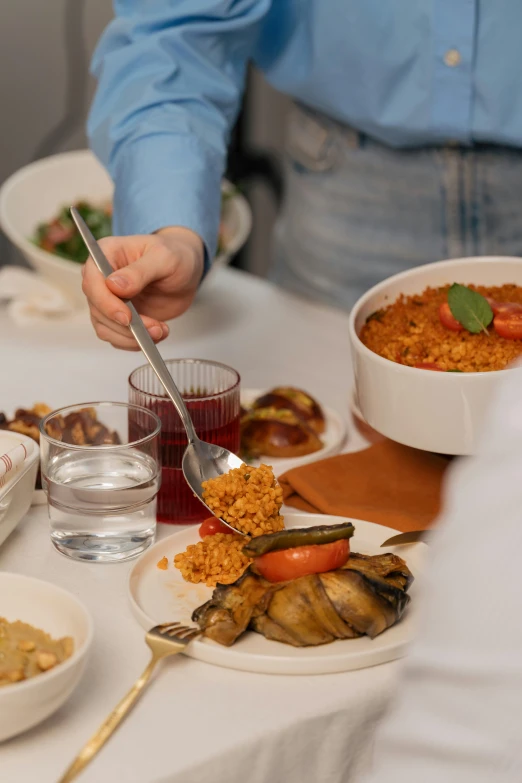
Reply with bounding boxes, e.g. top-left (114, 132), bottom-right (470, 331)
top-left (40, 402), bottom-right (161, 563)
